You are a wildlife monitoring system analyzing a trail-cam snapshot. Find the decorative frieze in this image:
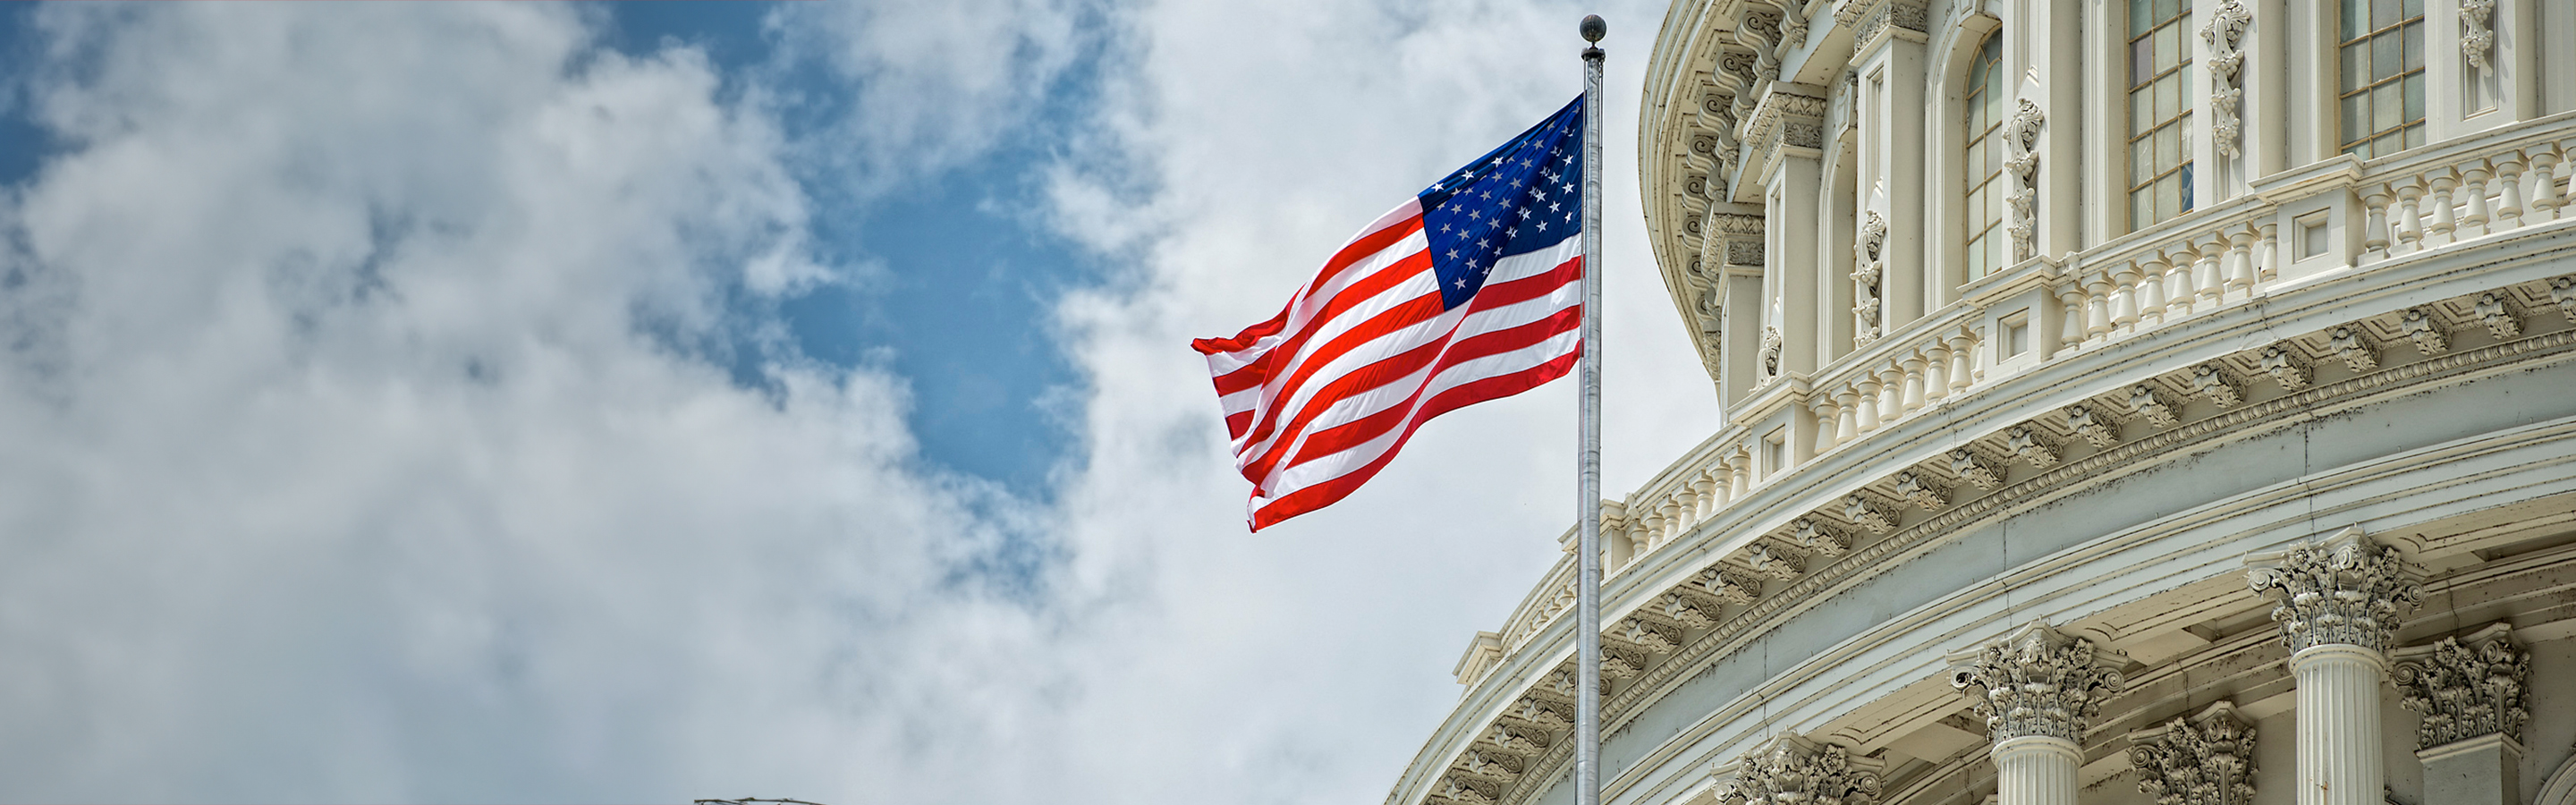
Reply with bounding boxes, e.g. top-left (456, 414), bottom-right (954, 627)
top-left (2006, 426), bottom-right (2060, 469)
top-left (2328, 326), bottom-right (2380, 372)
top-left (1790, 516), bottom-right (1852, 556)
top-left (2474, 292), bottom-right (2521, 339)
top-left (2393, 624), bottom-right (2529, 750)
top-left (1613, 616), bottom-right (1682, 654)
top-left (1480, 723), bottom-right (1547, 755)
top-left (2245, 530), bottom-right (2425, 654)
top-left (1601, 644), bottom-right (1648, 679)
top-left (1690, 565), bottom-right (1767, 604)
top-left (2067, 404), bottom-right (2118, 447)
top-left (1744, 541), bottom-right (1805, 580)
top-left (2129, 703), bottom-right (2257, 805)
top-left (1893, 471), bottom-right (1950, 511)
top-left (2549, 276), bottom-right (2576, 323)
top-left (2130, 383), bottom-right (2182, 426)
top-left (2202, 0), bottom-right (2252, 158)
top-left (1949, 448), bottom-right (2004, 489)
top-left (1843, 494), bottom-right (1898, 533)
top-left (1718, 734), bottom-right (1885, 805)
top-left (2190, 364), bottom-right (2242, 408)
top-left (1437, 775), bottom-right (1500, 805)
top-left (1949, 623), bottom-right (2126, 742)
top-left (2259, 345), bottom-right (2310, 390)
top-left (2402, 308), bottom-right (2450, 354)
top-left (1651, 590), bottom-right (1719, 628)
top-left (1457, 749), bottom-right (1525, 783)
top-left (1504, 698), bottom-right (1572, 732)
